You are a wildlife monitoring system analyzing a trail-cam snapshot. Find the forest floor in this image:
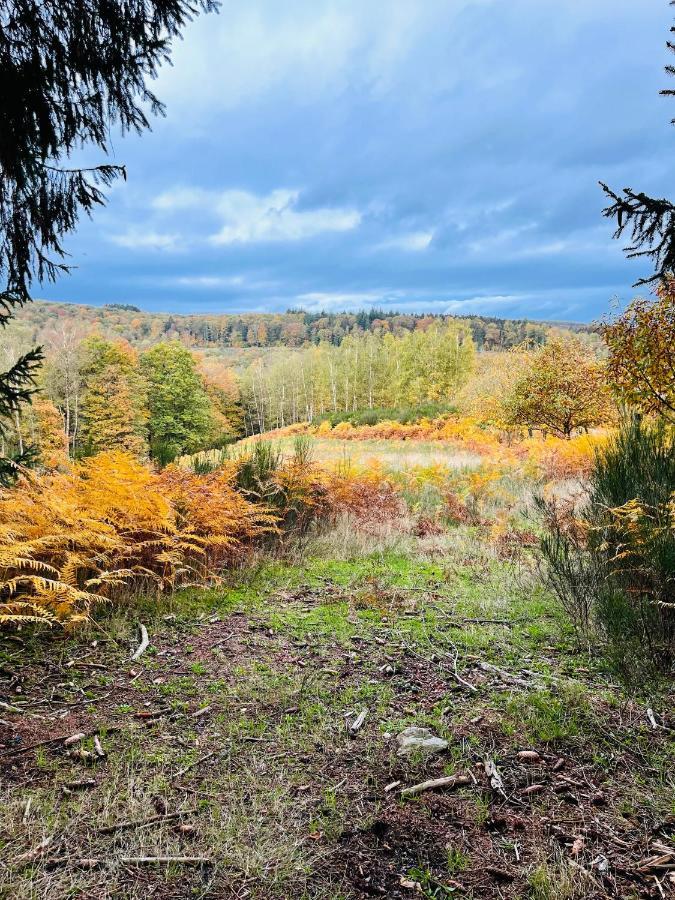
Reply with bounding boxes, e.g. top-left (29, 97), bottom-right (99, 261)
top-left (0, 522), bottom-right (673, 900)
